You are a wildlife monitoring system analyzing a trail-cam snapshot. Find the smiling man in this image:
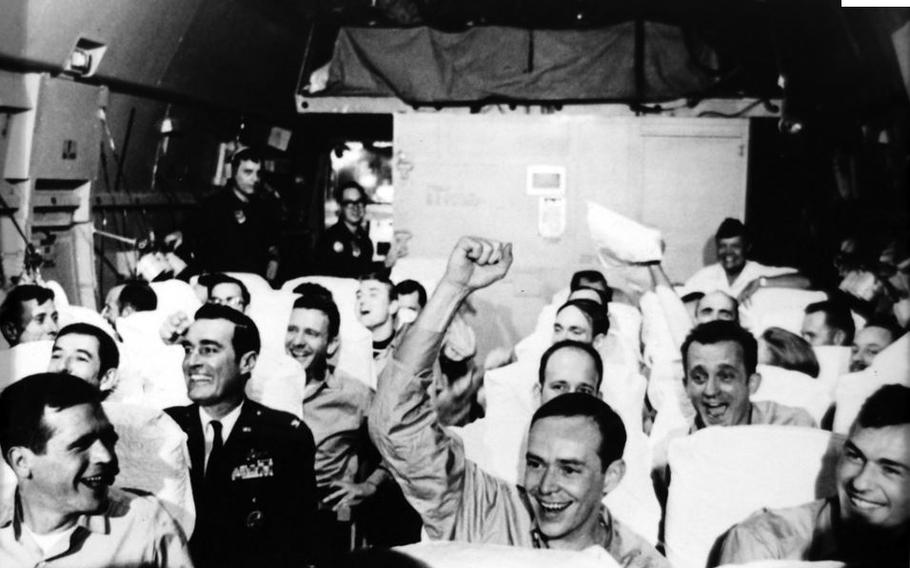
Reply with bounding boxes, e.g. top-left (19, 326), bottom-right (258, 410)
top-left (48, 323), bottom-right (120, 394)
top-left (682, 320), bottom-right (817, 430)
top-left (684, 218), bottom-right (804, 302)
top-left (370, 237), bottom-right (668, 566)
top-left (0, 285), bottom-right (59, 347)
top-left (715, 384), bottom-right (910, 566)
top-left (284, 294), bottom-right (397, 563)
top-left (0, 372), bottom-right (192, 567)
top-left (165, 304), bottom-right (316, 568)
